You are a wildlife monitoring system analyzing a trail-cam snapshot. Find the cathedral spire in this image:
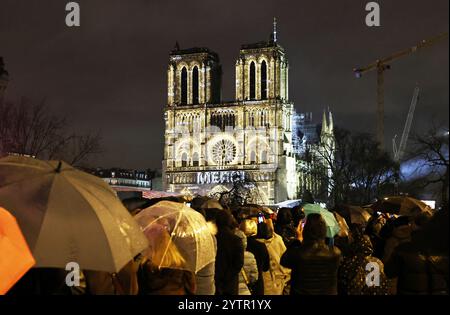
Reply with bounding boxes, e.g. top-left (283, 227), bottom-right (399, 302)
top-left (272, 17), bottom-right (277, 43)
top-left (328, 110), bottom-right (334, 133)
top-left (321, 109), bottom-right (328, 135)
